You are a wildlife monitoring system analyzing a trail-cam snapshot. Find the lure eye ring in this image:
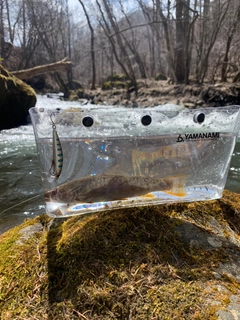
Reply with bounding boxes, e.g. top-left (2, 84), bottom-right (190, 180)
top-left (194, 112), bottom-right (205, 124)
top-left (82, 115), bottom-right (94, 127)
top-left (141, 114), bottom-right (152, 126)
